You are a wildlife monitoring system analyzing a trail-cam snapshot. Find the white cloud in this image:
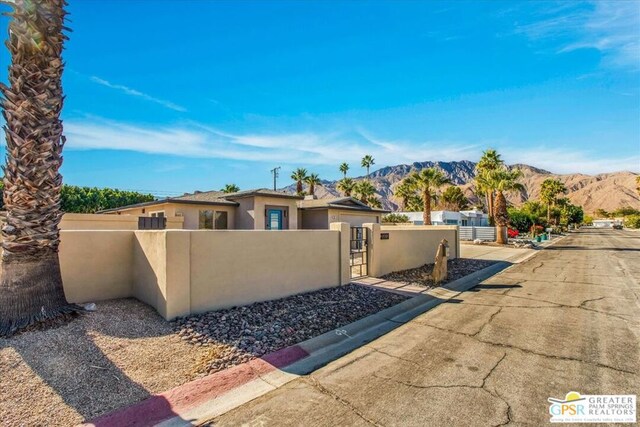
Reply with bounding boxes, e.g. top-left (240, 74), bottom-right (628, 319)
top-left (89, 76), bottom-right (187, 112)
top-left (516, 1), bottom-right (640, 70)
top-left (61, 117), bottom-right (482, 167)
top-left (58, 117), bottom-right (639, 175)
